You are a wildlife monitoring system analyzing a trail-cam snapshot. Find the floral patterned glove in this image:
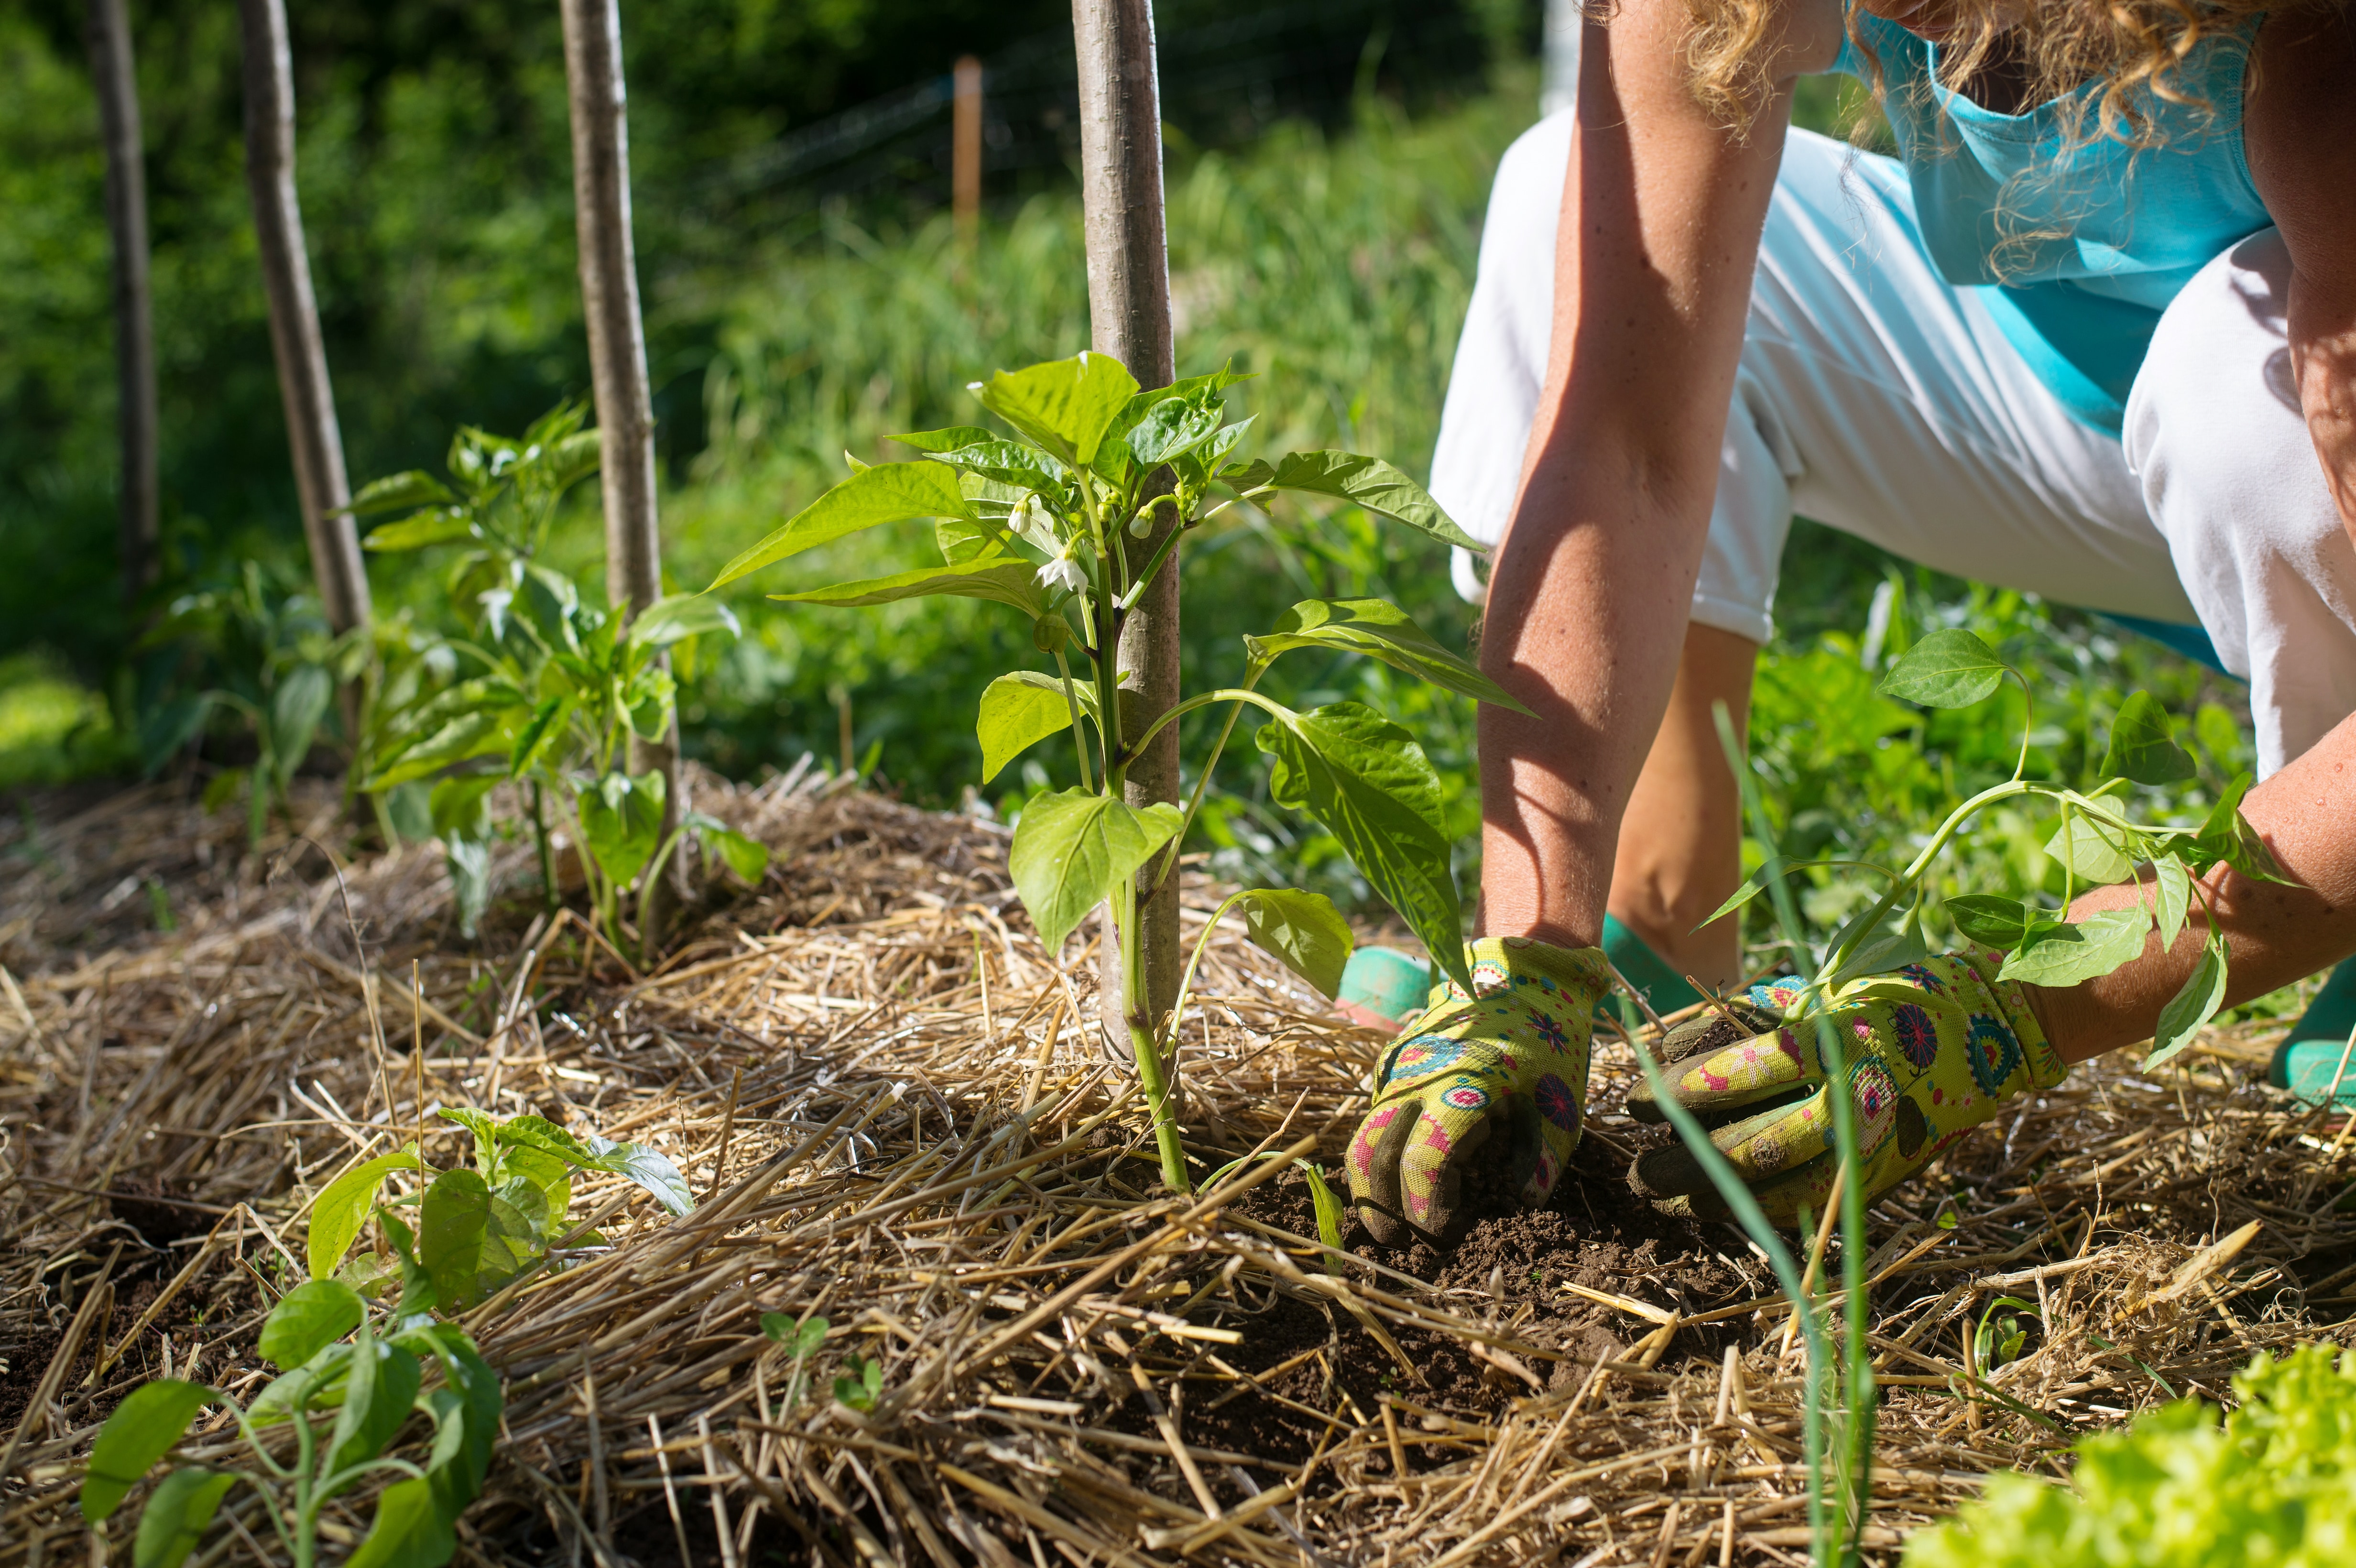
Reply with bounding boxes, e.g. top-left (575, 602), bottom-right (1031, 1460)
top-left (1626, 953), bottom-right (2067, 1225)
top-left (1345, 937), bottom-right (1611, 1243)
